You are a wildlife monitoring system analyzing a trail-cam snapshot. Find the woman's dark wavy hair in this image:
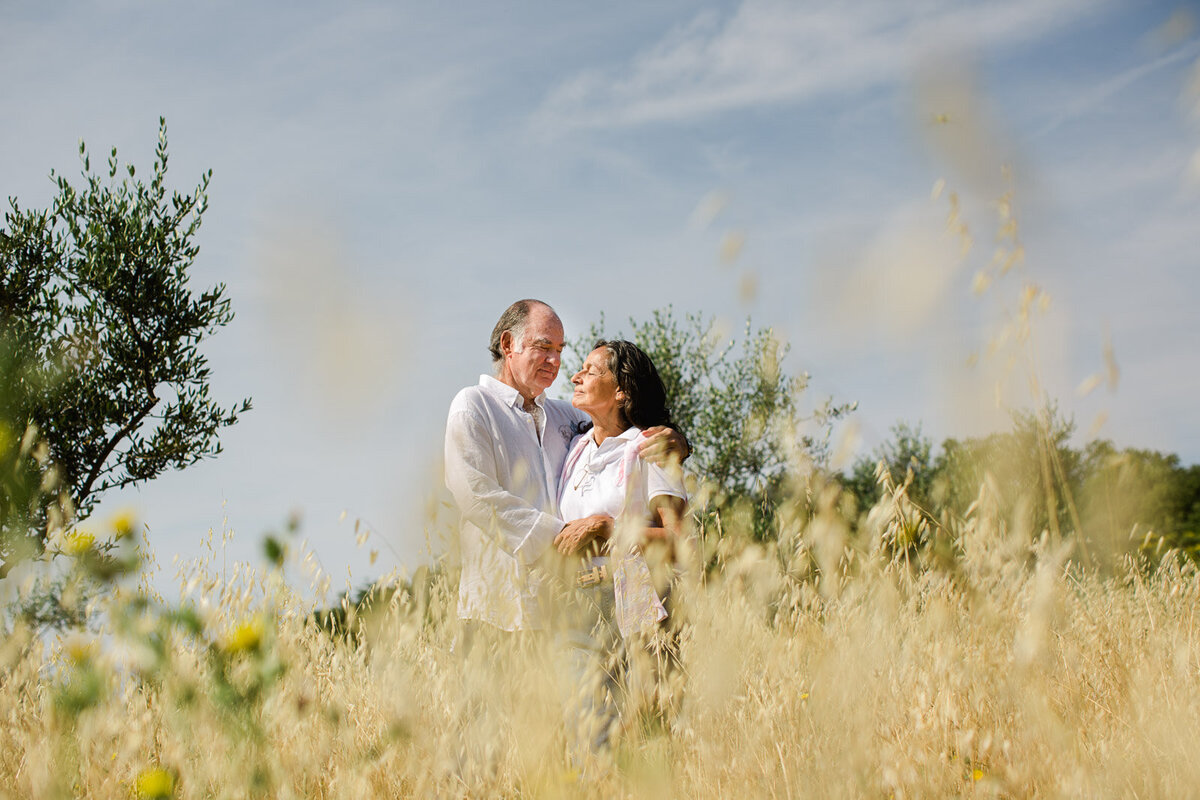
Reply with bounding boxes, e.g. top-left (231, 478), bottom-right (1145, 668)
top-left (593, 339), bottom-right (674, 430)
